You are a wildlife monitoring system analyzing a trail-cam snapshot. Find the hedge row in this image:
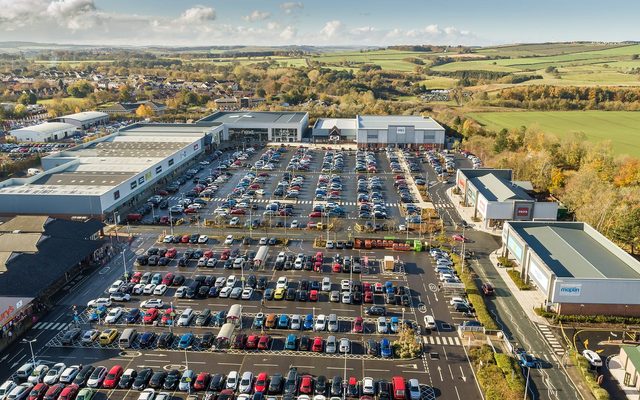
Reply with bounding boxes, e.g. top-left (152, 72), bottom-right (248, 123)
top-left (450, 254), bottom-right (499, 330)
top-left (507, 269), bottom-right (531, 290)
top-left (534, 308), bottom-right (640, 325)
top-left (495, 353), bottom-right (526, 394)
top-left (572, 350), bottom-right (610, 400)
top-left (470, 345), bottom-right (524, 400)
